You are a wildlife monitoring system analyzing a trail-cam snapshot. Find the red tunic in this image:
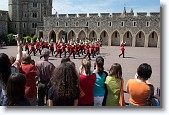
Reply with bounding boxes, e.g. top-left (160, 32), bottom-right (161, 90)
top-left (85, 44), bottom-right (90, 54)
top-left (30, 43), bottom-right (35, 50)
top-left (75, 44), bottom-right (79, 52)
top-left (25, 43), bottom-right (29, 49)
top-left (36, 42), bottom-right (40, 49)
top-left (57, 45), bottom-right (61, 52)
top-left (62, 43), bottom-right (66, 52)
top-left (121, 47), bottom-right (125, 51)
top-left (69, 45), bottom-right (74, 52)
top-left (50, 43), bottom-right (54, 50)
top-left (39, 41), bottom-right (43, 47)
top-left (90, 45), bottom-right (95, 53)
top-left (120, 43), bottom-right (125, 47)
top-left (45, 42), bottom-right (49, 49)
